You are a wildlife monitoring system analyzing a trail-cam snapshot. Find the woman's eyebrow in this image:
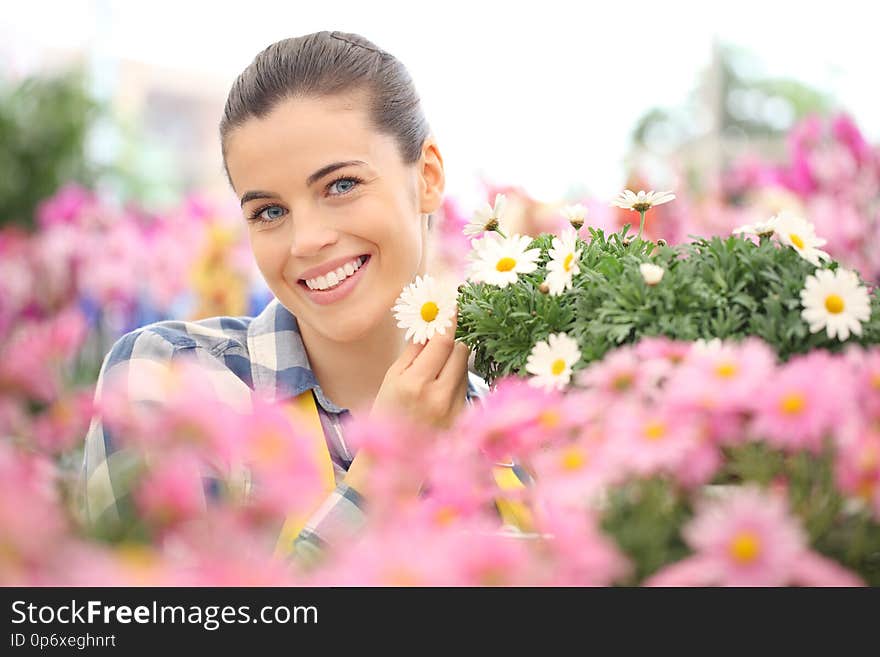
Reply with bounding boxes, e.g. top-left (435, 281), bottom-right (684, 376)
top-left (240, 190), bottom-right (277, 207)
top-left (239, 160), bottom-right (367, 206)
top-left (306, 160), bottom-right (367, 186)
